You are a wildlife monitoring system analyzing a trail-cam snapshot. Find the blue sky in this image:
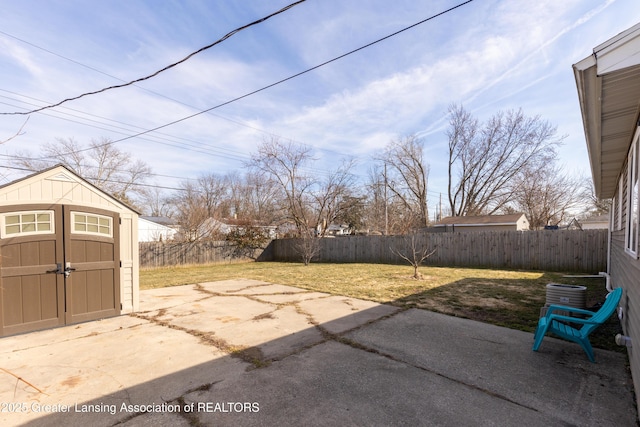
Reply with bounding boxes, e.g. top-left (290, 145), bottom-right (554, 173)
top-left (1, 0), bottom-right (639, 214)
